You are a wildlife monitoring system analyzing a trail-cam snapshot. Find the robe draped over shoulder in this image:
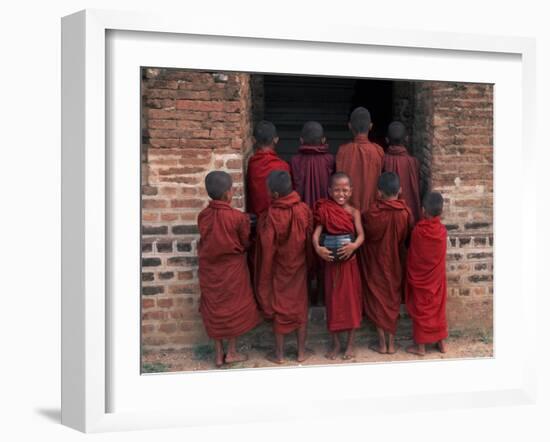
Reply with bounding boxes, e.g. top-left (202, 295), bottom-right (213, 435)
top-left (383, 145), bottom-right (422, 224)
top-left (335, 134), bottom-right (384, 213)
top-left (314, 199), bottom-right (363, 332)
top-left (290, 144), bottom-right (335, 209)
top-left (361, 198), bottom-right (412, 334)
top-left (255, 191), bottom-right (313, 334)
top-left (197, 200), bottom-right (261, 339)
top-left (405, 216), bottom-right (448, 344)
top-left (246, 148), bottom-right (291, 216)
